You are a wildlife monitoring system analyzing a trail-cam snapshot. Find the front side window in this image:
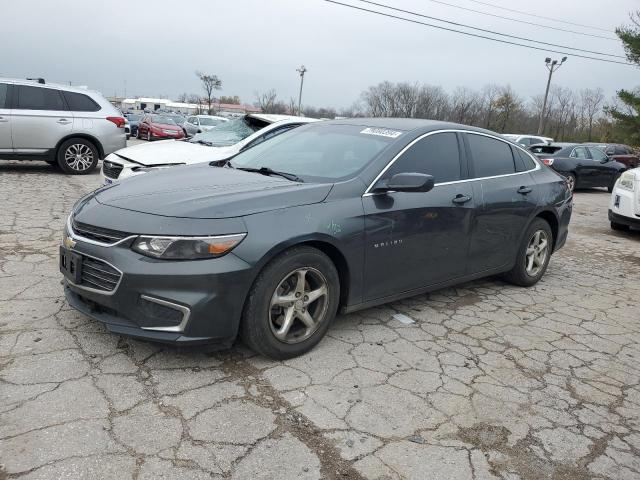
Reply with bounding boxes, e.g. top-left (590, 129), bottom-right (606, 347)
top-left (230, 123), bottom-right (395, 182)
top-left (467, 133), bottom-right (515, 178)
top-left (384, 132), bottom-right (461, 184)
top-left (62, 91), bottom-right (100, 112)
top-left (16, 85), bottom-right (66, 110)
top-left (588, 147), bottom-right (608, 161)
